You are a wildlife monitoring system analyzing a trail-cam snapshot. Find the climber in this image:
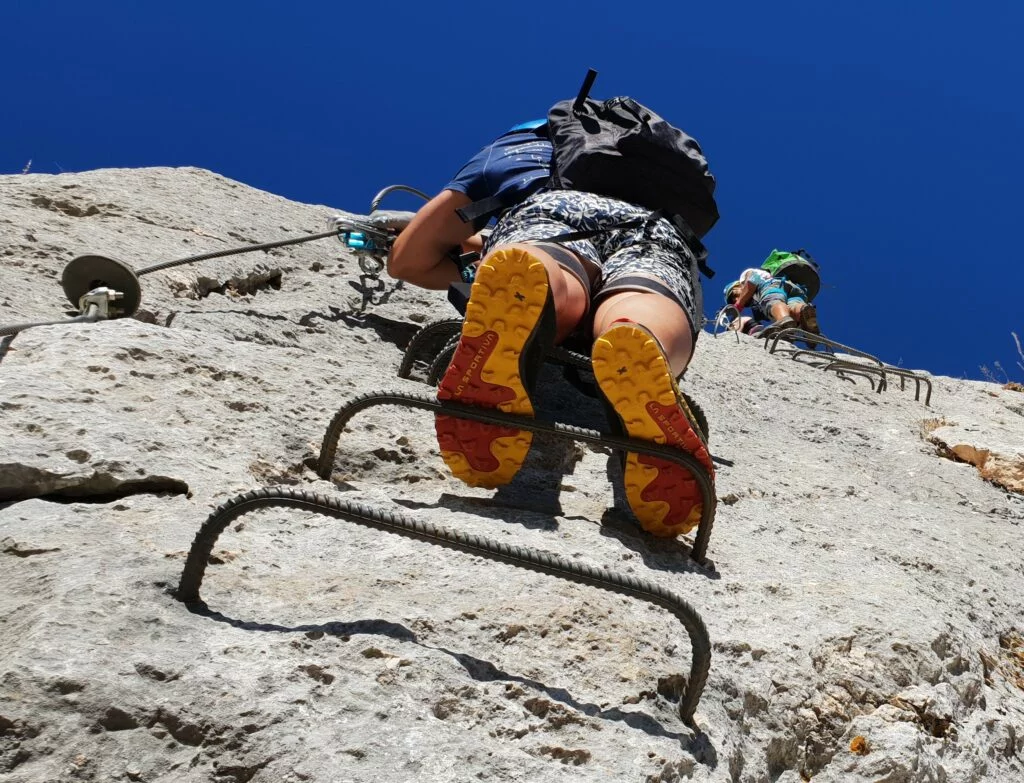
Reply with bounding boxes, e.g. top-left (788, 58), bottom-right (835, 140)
top-left (722, 249), bottom-right (821, 337)
top-left (384, 79), bottom-right (719, 539)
